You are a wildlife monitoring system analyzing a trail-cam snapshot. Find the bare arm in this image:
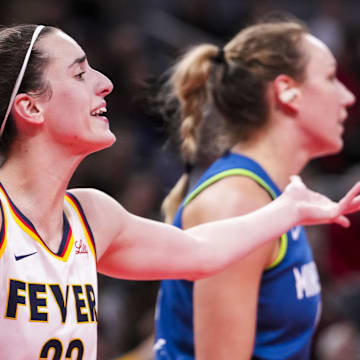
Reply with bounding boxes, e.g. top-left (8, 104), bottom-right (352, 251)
top-left (195, 252), bottom-right (269, 359)
top-left (190, 177), bottom-right (277, 359)
top-left (70, 176), bottom-right (360, 281)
